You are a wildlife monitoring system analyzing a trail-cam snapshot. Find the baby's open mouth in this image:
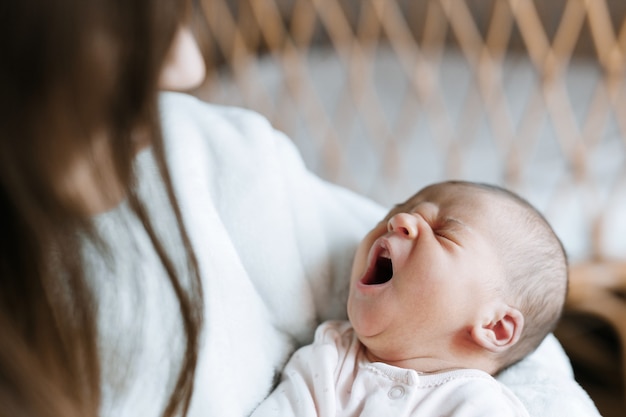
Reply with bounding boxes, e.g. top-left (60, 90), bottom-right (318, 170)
top-left (362, 247), bottom-right (394, 285)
